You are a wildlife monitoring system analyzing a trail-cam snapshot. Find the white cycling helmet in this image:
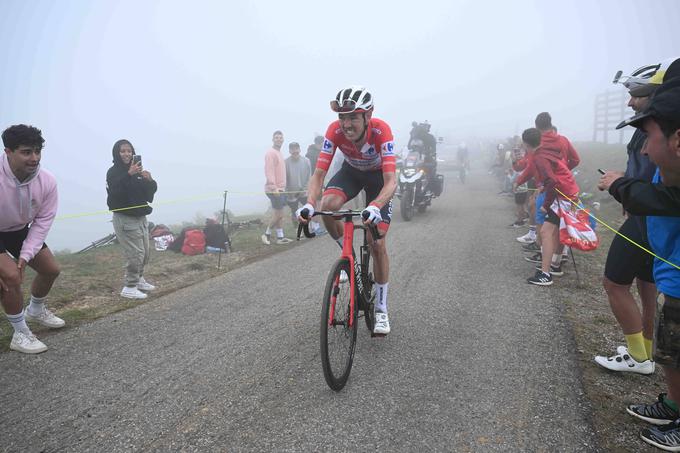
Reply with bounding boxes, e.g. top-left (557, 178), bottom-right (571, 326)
top-left (614, 57), bottom-right (680, 96)
top-left (330, 86), bottom-right (374, 113)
